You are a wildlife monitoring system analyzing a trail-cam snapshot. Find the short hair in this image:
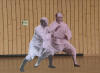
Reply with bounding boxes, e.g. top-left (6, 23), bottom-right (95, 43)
top-left (40, 17), bottom-right (48, 24)
top-left (55, 12), bottom-right (63, 17)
